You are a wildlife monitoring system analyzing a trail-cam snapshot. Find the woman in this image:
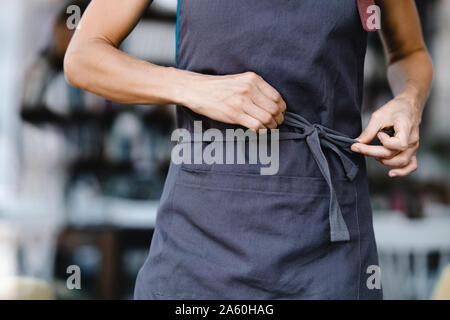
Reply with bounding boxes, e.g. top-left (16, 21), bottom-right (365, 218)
top-left (65, 0), bottom-right (433, 299)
